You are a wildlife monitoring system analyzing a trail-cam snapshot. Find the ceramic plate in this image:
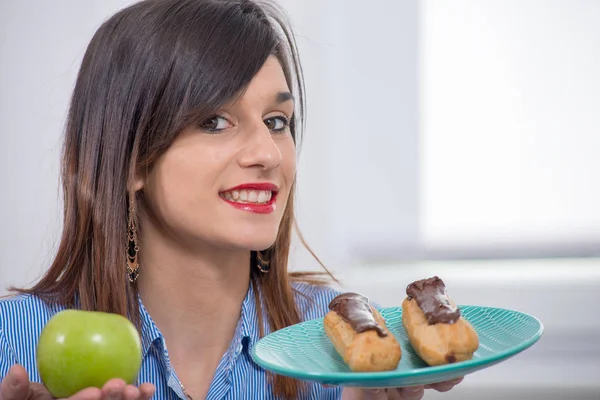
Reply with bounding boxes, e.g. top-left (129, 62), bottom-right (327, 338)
top-left (251, 305), bottom-right (543, 388)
